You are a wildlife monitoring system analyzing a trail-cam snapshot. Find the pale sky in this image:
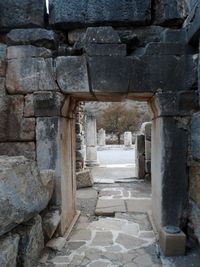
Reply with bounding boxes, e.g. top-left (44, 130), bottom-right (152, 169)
top-left (46, 0), bottom-right (49, 14)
